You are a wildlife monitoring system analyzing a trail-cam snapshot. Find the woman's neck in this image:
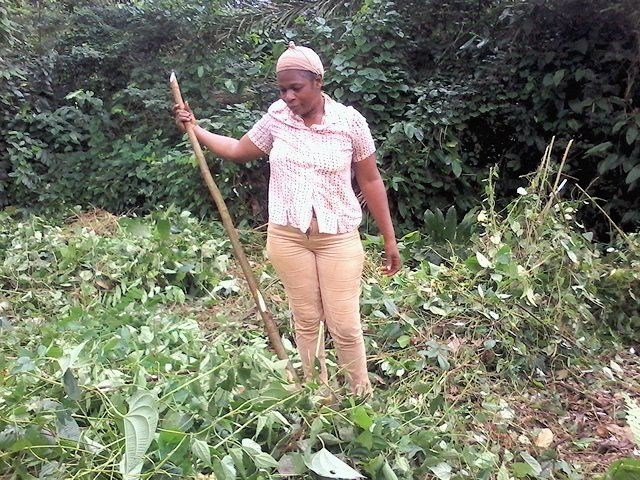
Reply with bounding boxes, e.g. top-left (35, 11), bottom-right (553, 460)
top-left (301, 94), bottom-right (325, 126)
